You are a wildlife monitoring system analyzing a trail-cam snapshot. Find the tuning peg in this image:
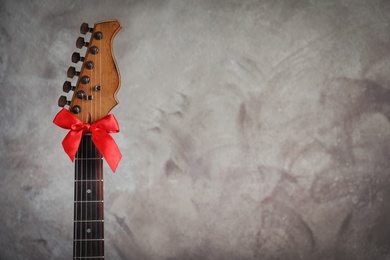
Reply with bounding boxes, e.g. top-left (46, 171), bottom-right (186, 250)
top-left (80, 75), bottom-right (90, 84)
top-left (67, 66), bottom-right (79, 78)
top-left (63, 81), bottom-right (75, 93)
top-left (71, 52), bottom-right (84, 63)
top-left (76, 90), bottom-right (86, 99)
top-left (80, 23), bottom-right (93, 35)
top-left (76, 37), bottom-right (89, 49)
top-left (71, 105), bottom-right (81, 114)
top-left (89, 46), bottom-right (99, 55)
top-left (58, 96), bottom-right (70, 107)
top-left (85, 61), bottom-right (94, 70)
